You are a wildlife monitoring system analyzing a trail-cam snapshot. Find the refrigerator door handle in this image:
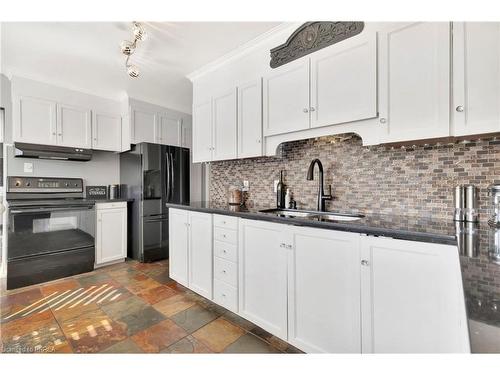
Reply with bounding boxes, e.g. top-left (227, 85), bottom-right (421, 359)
top-left (169, 152), bottom-right (174, 202)
top-left (165, 151), bottom-right (171, 202)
